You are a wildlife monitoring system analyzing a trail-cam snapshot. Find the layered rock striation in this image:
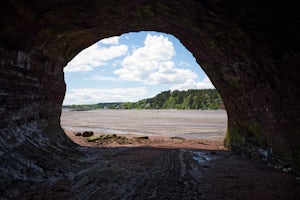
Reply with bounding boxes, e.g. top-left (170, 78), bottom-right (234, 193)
top-left (1, 0), bottom-right (300, 198)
